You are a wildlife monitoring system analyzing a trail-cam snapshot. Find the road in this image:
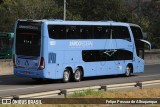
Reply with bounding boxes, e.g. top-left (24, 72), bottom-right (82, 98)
top-left (0, 64), bottom-right (160, 97)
